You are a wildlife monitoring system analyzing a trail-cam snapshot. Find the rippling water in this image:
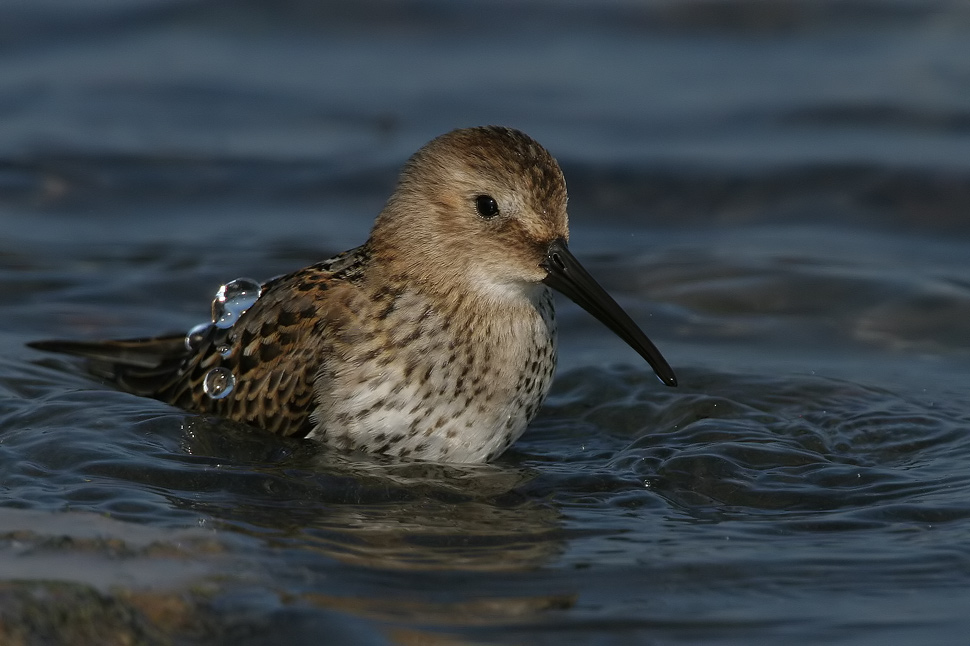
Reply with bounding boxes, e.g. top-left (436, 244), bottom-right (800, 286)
top-left (3, 1), bottom-right (970, 644)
